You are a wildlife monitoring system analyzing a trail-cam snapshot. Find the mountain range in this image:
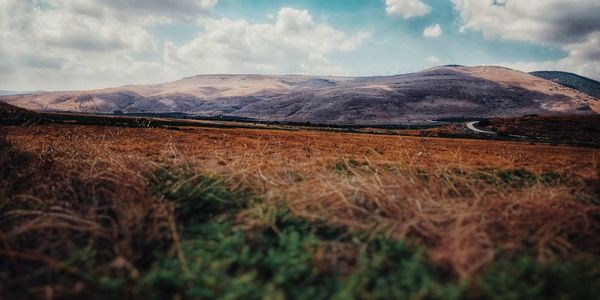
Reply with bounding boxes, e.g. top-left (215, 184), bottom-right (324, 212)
top-left (1, 66), bottom-right (598, 125)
